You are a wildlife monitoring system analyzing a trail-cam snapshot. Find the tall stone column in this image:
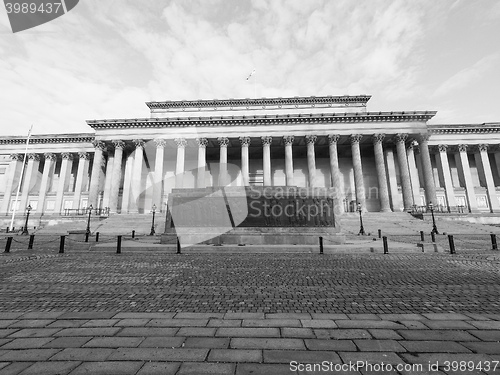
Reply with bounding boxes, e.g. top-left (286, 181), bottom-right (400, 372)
top-left (418, 134), bottom-right (437, 206)
top-left (455, 144), bottom-right (478, 212)
top-left (37, 153), bottom-right (56, 214)
top-left (305, 135), bottom-right (317, 188)
top-left (54, 153), bottom-right (74, 213)
top-left (109, 141), bottom-right (125, 213)
top-left (350, 134), bottom-right (366, 210)
top-left (328, 135), bottom-right (343, 209)
top-left (407, 142), bottom-right (421, 206)
top-left (372, 134), bottom-right (391, 212)
top-left (476, 144), bottom-right (500, 212)
top-left (395, 133), bottom-right (413, 211)
top-left (130, 139), bottom-right (145, 213)
top-left (73, 152), bottom-right (90, 210)
top-left (174, 138), bottom-right (187, 188)
top-left (283, 135), bottom-right (294, 186)
top-left (436, 145), bottom-right (456, 211)
top-left (102, 152), bottom-right (114, 209)
top-left (218, 137), bottom-right (229, 186)
top-left (1, 154), bottom-right (23, 214)
top-left (239, 136), bottom-right (250, 186)
top-left (385, 148), bottom-right (402, 211)
top-left (88, 141), bottom-right (106, 208)
top-left (19, 154), bottom-right (40, 211)
top-left (494, 146), bottom-right (500, 181)
top-left (121, 151), bottom-right (134, 213)
top-left (196, 138), bottom-right (208, 188)
top-left (153, 138), bottom-right (166, 208)
top-left (262, 136), bottom-right (272, 186)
